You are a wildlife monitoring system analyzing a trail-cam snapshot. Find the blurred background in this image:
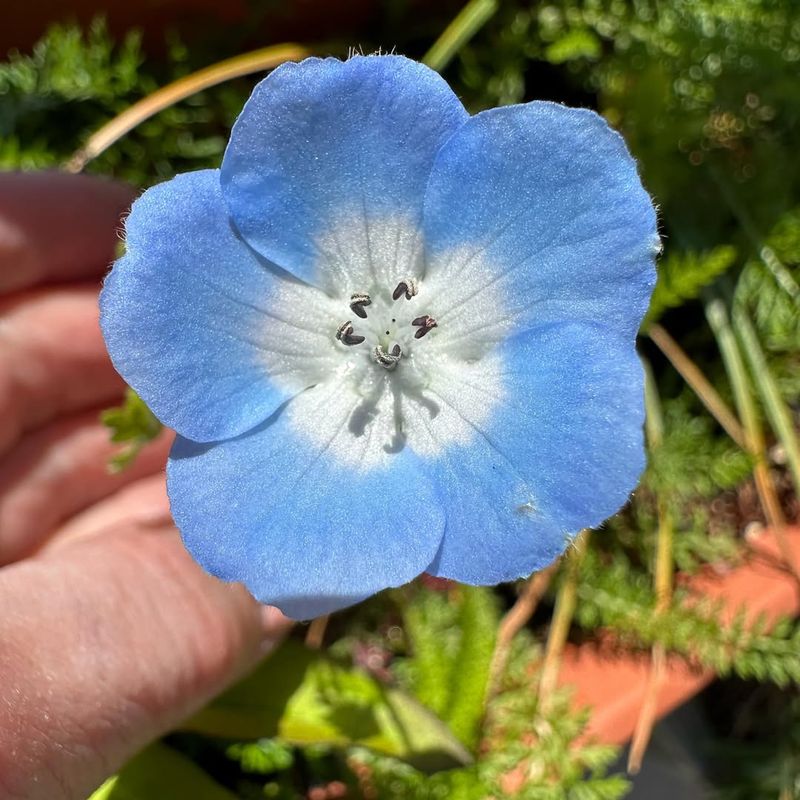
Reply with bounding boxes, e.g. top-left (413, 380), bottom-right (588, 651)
top-left (2, 1), bottom-right (799, 798)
